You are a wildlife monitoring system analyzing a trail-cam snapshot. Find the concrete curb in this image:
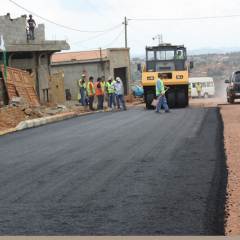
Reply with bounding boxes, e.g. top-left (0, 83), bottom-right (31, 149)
top-left (0, 108), bottom-right (116, 136)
